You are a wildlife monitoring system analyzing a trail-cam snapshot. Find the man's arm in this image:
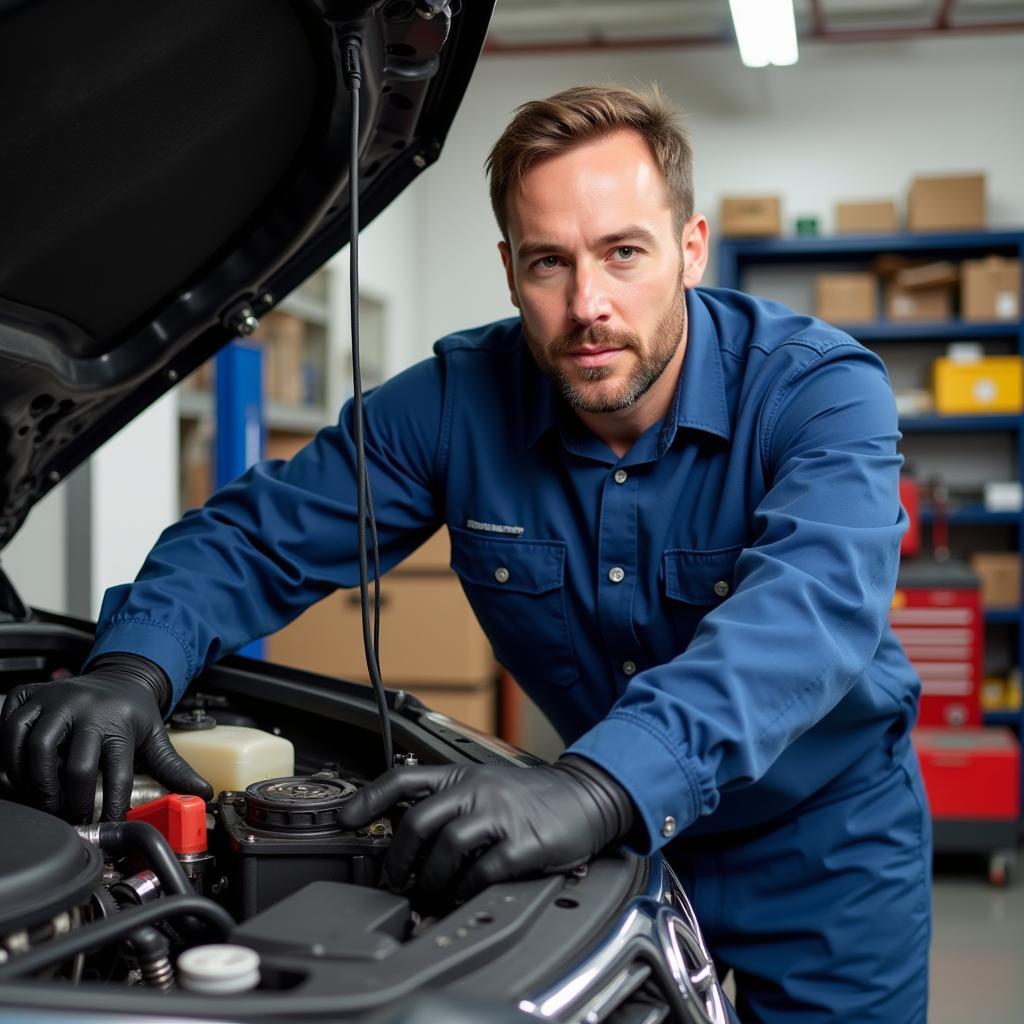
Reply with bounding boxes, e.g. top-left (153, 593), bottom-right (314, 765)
top-left (1, 356), bottom-right (448, 818)
top-left (86, 356), bottom-right (447, 703)
top-left (568, 343), bottom-right (906, 851)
